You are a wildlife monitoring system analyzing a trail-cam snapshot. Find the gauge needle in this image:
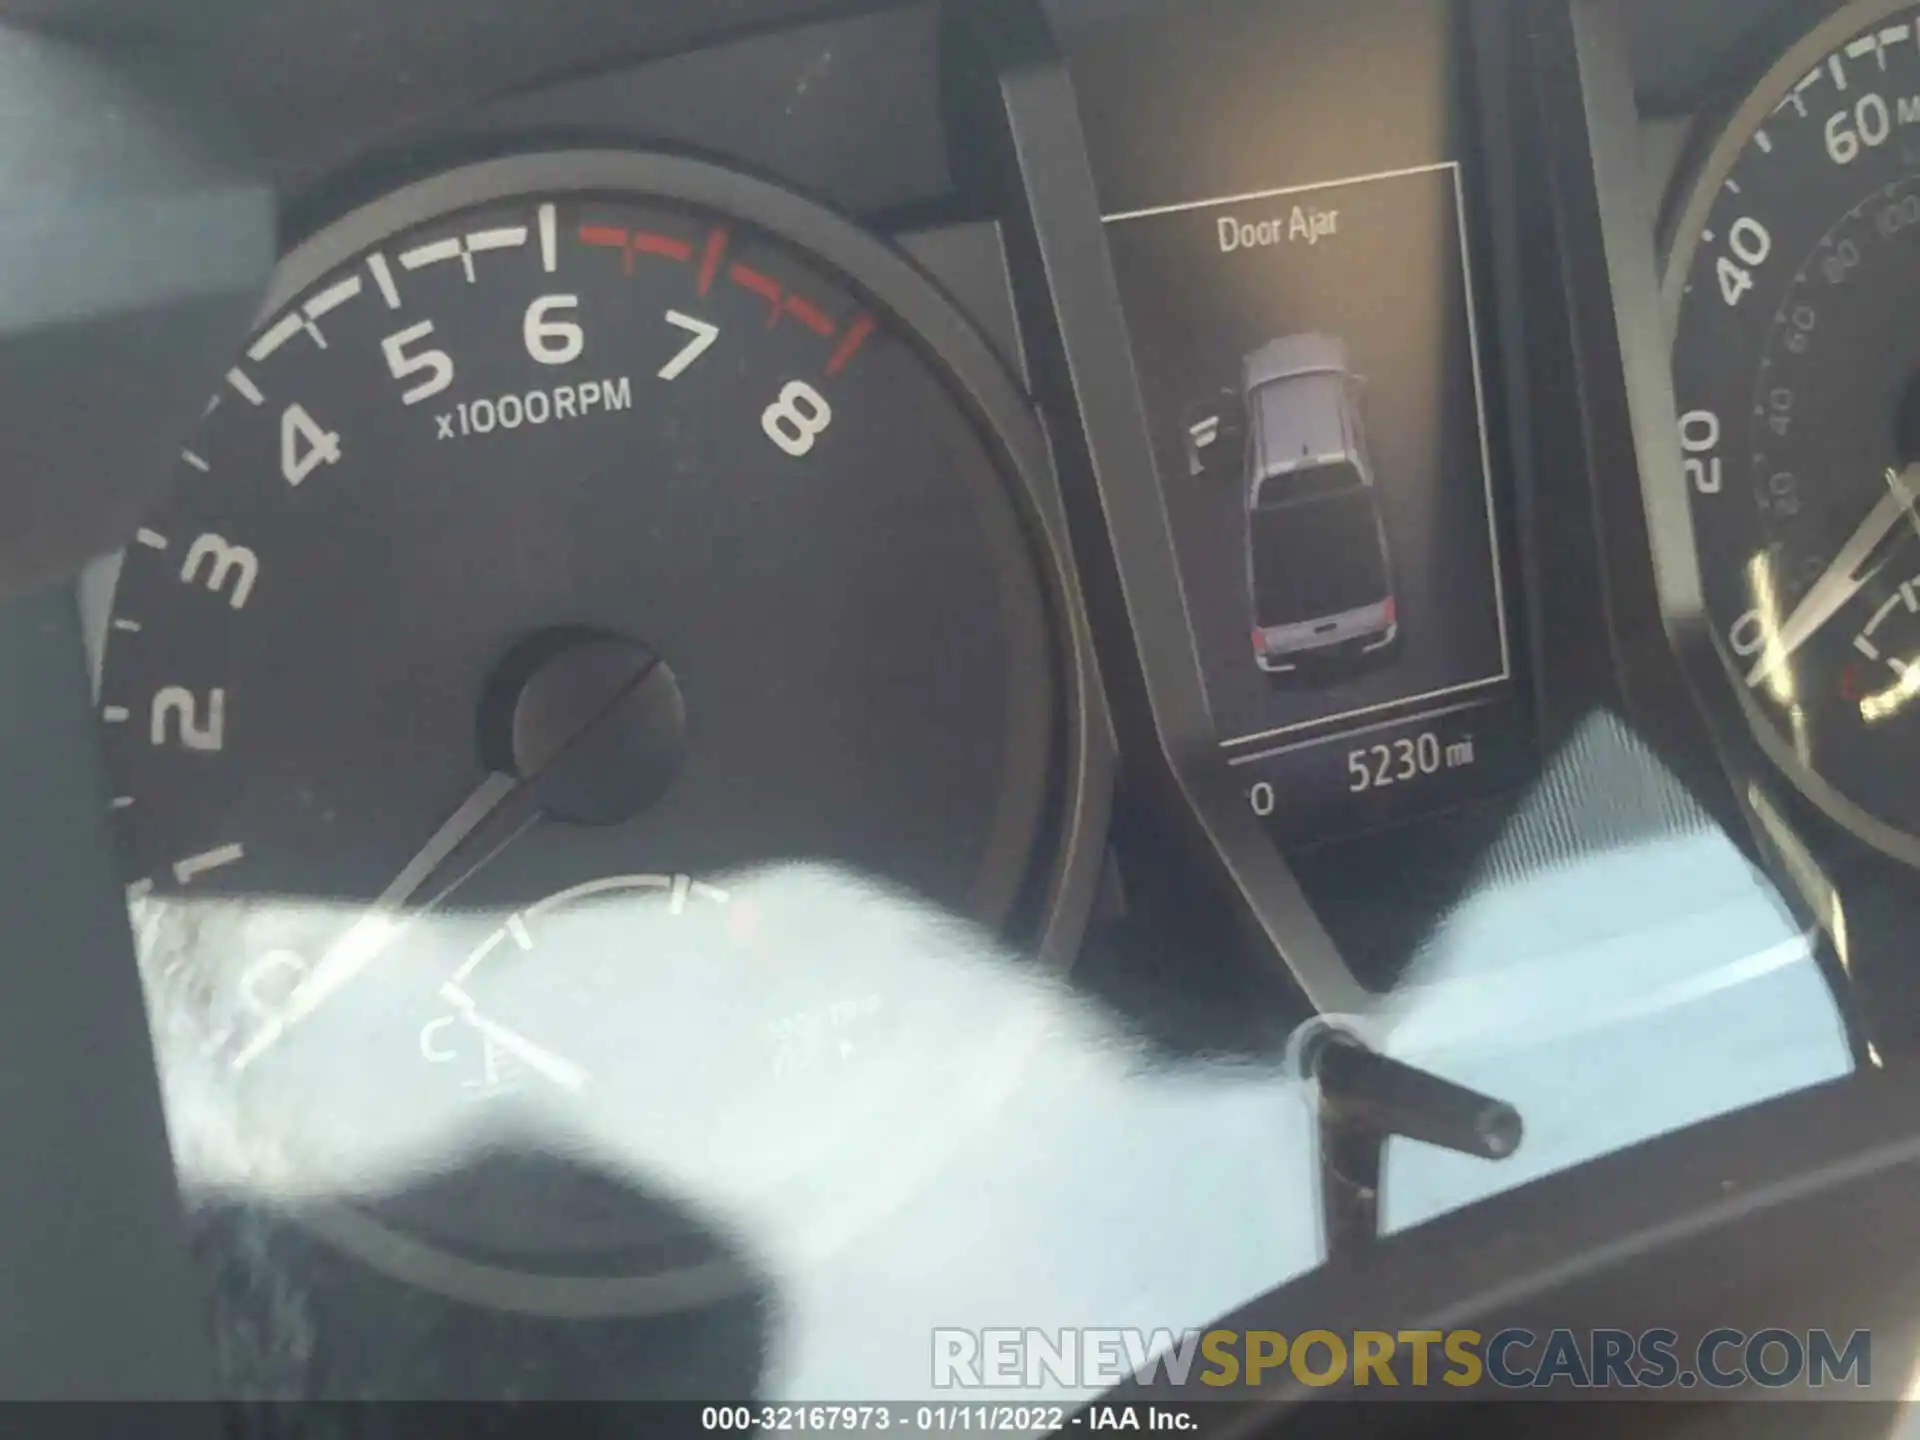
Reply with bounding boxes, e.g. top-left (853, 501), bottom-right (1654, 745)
top-left (229, 639), bottom-right (673, 1074)
top-left (229, 637), bottom-right (679, 1075)
top-left (440, 983), bottom-right (589, 1095)
top-left (229, 771), bottom-right (522, 1072)
top-left (1745, 463), bottom-right (1920, 688)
